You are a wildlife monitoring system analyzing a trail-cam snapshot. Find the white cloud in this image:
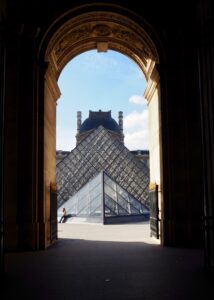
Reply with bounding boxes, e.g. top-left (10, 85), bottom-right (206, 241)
top-left (124, 110), bottom-right (148, 131)
top-left (124, 110), bottom-right (148, 150)
top-left (124, 130), bottom-right (148, 150)
top-left (129, 95), bottom-right (147, 105)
